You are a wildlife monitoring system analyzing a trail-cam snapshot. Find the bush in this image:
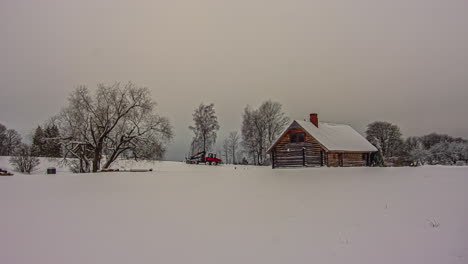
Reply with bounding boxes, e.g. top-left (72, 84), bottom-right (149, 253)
top-left (370, 151), bottom-right (385, 167)
top-left (9, 144), bottom-right (40, 174)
